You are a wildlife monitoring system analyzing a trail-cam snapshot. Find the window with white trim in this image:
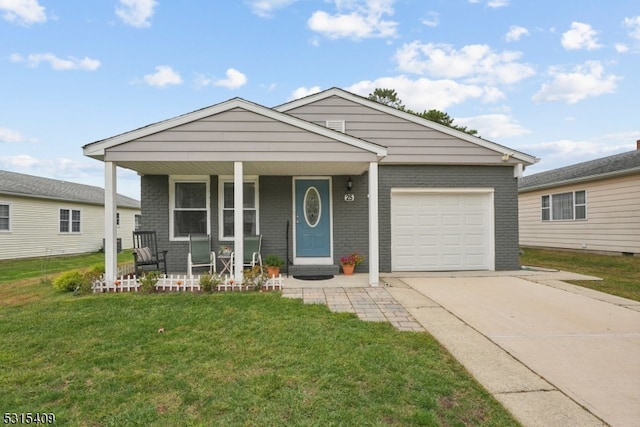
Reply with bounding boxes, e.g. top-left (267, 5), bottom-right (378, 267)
top-left (219, 177), bottom-right (259, 240)
top-left (541, 190), bottom-right (586, 221)
top-left (0, 203), bottom-right (10, 231)
top-left (60, 208), bottom-right (81, 233)
top-left (169, 177), bottom-right (210, 240)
